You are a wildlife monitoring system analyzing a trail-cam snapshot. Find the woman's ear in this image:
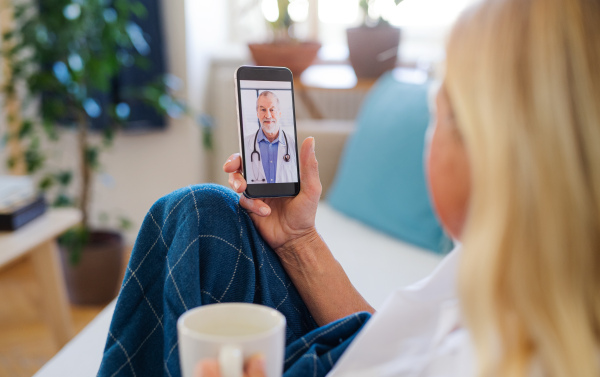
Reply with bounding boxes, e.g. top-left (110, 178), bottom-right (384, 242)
top-left (426, 83), bottom-right (470, 240)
